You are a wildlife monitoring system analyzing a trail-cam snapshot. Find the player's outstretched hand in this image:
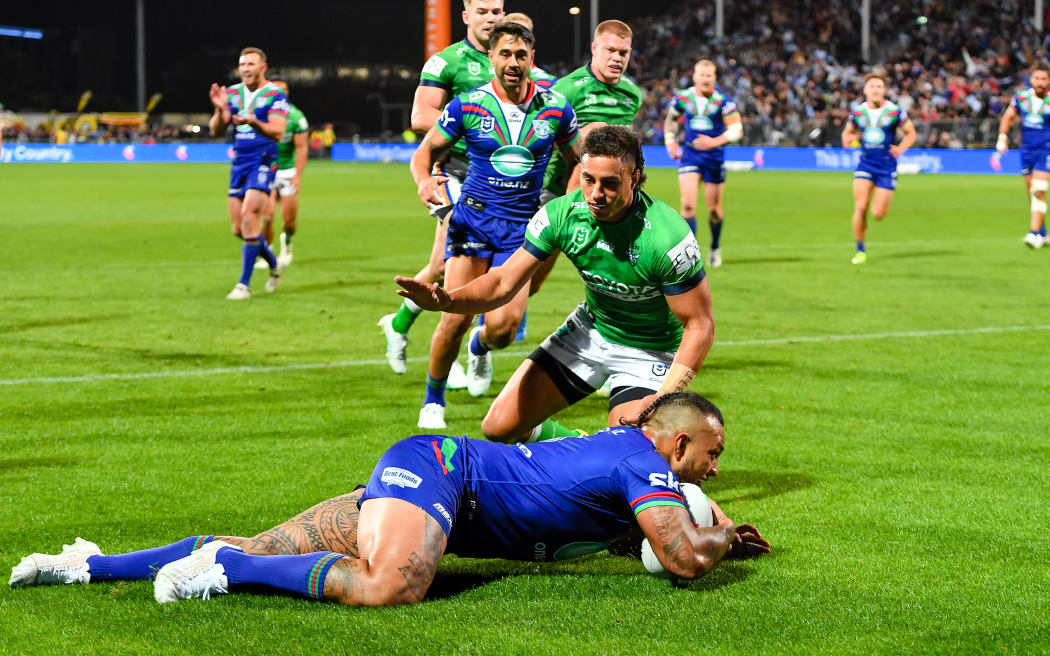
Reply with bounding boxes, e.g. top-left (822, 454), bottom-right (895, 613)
top-left (209, 84), bottom-right (228, 110)
top-left (666, 142), bottom-right (683, 161)
top-left (395, 276), bottom-right (452, 311)
top-left (417, 175), bottom-right (450, 208)
top-left (889, 144), bottom-right (903, 158)
top-left (725, 523), bottom-right (770, 559)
